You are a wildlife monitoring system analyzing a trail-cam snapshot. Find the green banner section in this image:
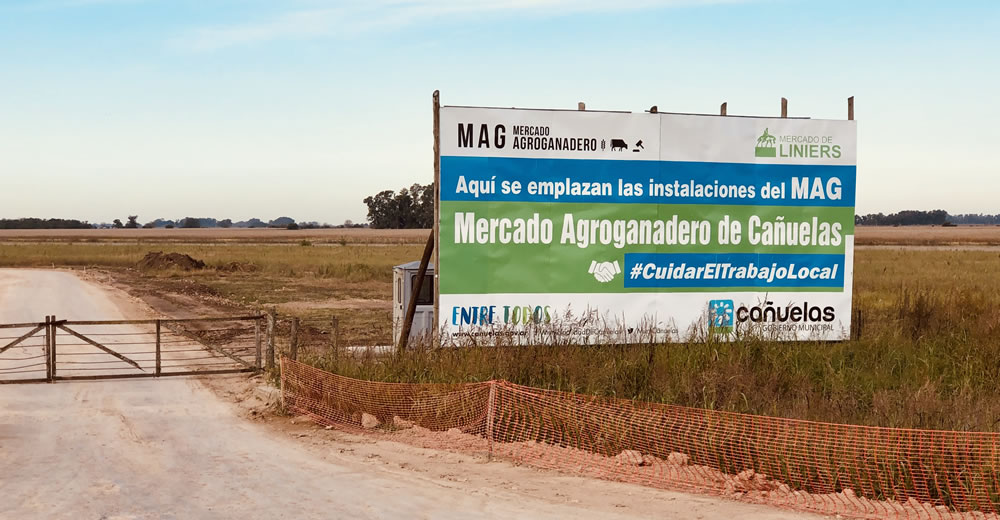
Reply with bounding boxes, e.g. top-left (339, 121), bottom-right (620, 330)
top-left (440, 201), bottom-right (854, 295)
